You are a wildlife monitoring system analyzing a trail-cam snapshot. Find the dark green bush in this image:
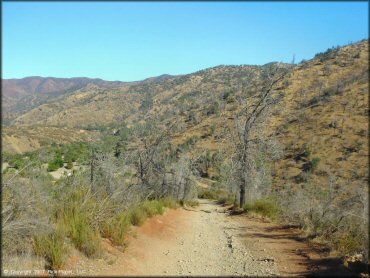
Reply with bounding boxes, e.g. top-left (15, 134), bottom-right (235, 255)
top-left (65, 159), bottom-right (73, 170)
top-left (47, 153), bottom-right (64, 172)
top-left (311, 157), bottom-right (320, 170)
top-left (303, 144), bottom-right (311, 158)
